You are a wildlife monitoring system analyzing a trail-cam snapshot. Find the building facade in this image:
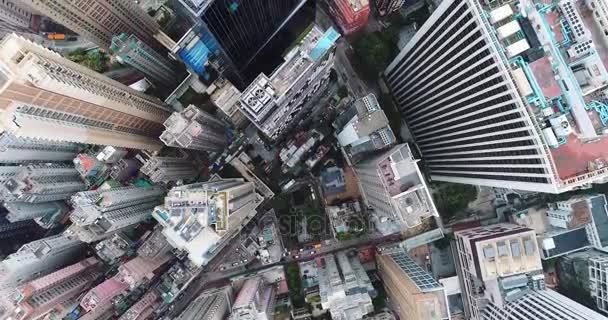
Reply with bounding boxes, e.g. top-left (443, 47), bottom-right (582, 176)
top-left (0, 132), bottom-right (81, 163)
top-left (160, 105), bottom-right (229, 152)
top-left (376, 246), bottom-right (449, 320)
top-left (454, 223), bottom-right (607, 319)
top-left (318, 251), bottom-right (375, 320)
top-left (0, 34), bottom-right (171, 151)
top-left (20, 0), bottom-right (162, 50)
top-left (229, 277), bottom-right (276, 320)
top-left (10, 257), bottom-right (102, 320)
top-left (0, 164), bottom-right (86, 203)
top-left (330, 0), bottom-right (370, 35)
top-left (139, 154), bottom-right (198, 183)
top-left (0, 0), bottom-right (34, 34)
top-left (375, 0), bottom-right (405, 16)
top-left (238, 25), bottom-right (339, 140)
top-left (110, 33), bottom-right (179, 87)
top-left (175, 286), bottom-right (233, 320)
top-left (153, 176), bottom-right (258, 266)
top-left (353, 144), bottom-right (438, 235)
